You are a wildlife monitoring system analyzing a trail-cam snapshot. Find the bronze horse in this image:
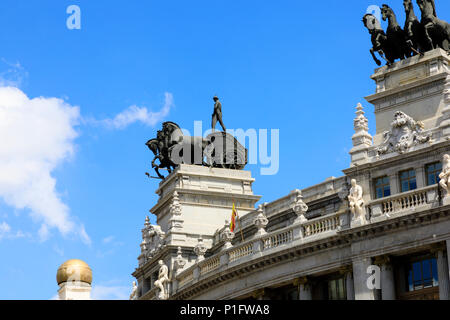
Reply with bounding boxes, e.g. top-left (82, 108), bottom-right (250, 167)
top-left (416, 0), bottom-right (450, 52)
